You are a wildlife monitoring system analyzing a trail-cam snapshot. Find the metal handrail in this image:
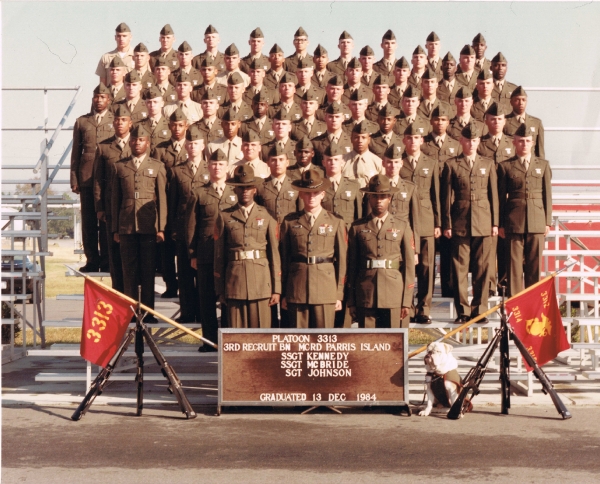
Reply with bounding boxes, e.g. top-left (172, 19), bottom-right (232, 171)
top-left (35, 140), bottom-right (73, 204)
top-left (33, 86), bottom-right (81, 173)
